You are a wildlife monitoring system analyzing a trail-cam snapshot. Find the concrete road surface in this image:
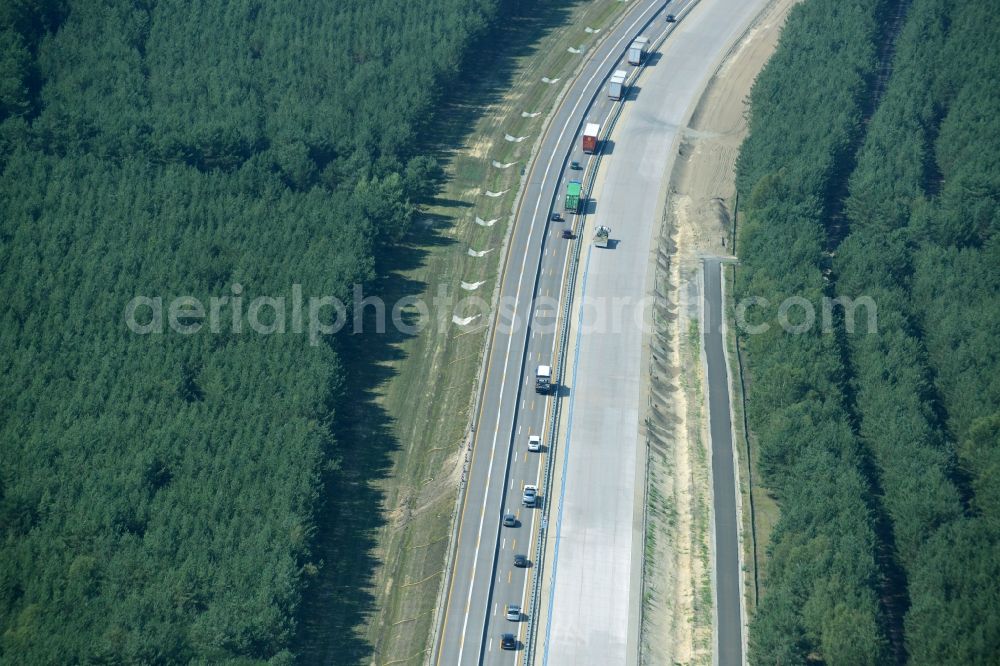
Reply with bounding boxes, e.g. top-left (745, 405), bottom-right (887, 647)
top-left (542, 2), bottom-right (767, 665)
